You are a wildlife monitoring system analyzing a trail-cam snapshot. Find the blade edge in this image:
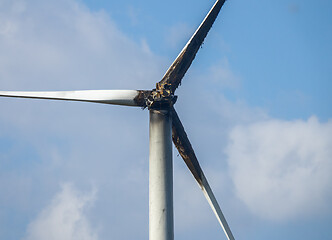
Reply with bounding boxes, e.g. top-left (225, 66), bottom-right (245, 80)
top-left (0, 90), bottom-right (148, 107)
top-left (159, 0), bottom-right (227, 93)
top-left (201, 174), bottom-right (235, 240)
top-left (171, 107), bottom-right (235, 240)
